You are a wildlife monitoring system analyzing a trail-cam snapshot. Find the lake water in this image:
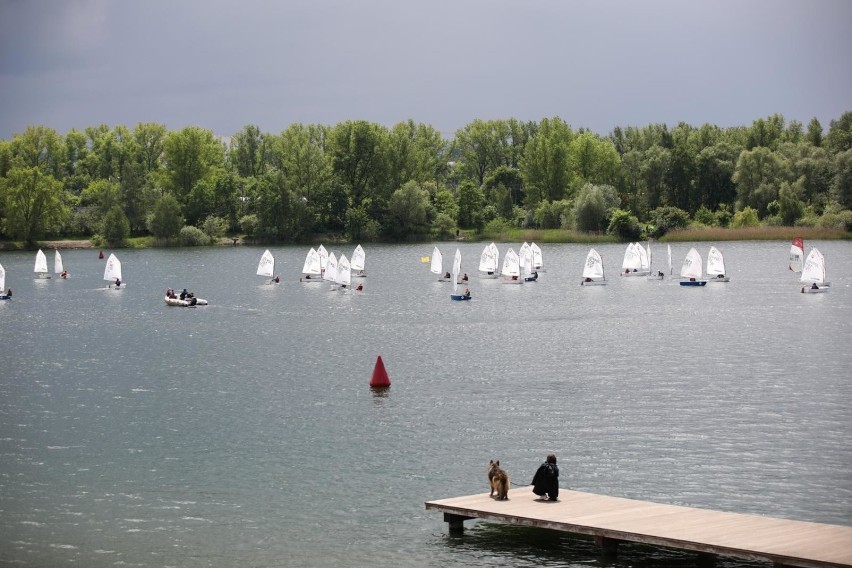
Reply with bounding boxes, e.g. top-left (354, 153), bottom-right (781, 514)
top-left (1, 240), bottom-right (851, 568)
